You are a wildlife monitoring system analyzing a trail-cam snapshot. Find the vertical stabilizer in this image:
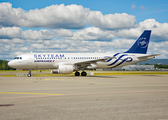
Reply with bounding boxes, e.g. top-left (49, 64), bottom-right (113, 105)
top-left (125, 30), bottom-right (151, 54)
